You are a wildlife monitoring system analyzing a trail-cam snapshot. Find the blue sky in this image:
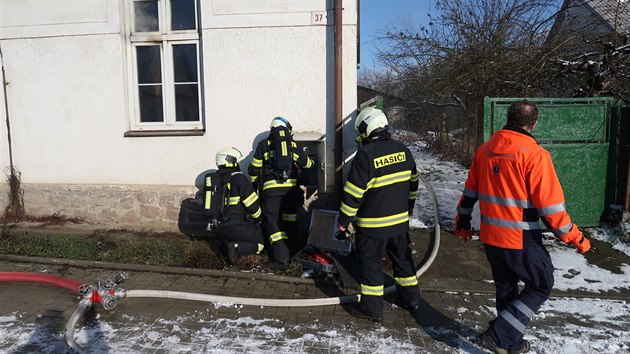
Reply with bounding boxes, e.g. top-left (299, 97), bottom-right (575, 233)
top-left (359, 0), bottom-right (435, 73)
